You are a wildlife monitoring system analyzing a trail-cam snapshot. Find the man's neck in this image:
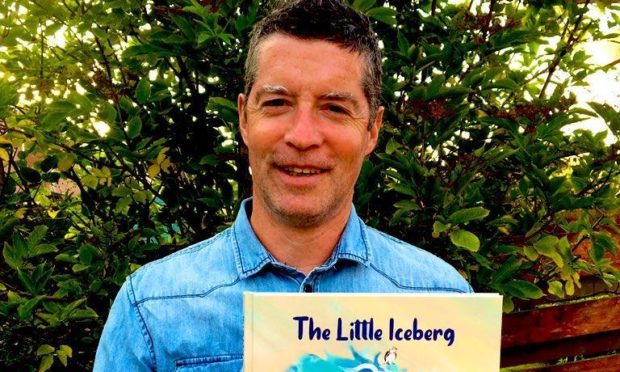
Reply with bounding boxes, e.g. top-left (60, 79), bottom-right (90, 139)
top-left (249, 200), bottom-right (351, 275)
